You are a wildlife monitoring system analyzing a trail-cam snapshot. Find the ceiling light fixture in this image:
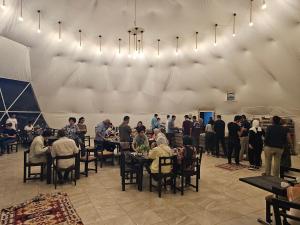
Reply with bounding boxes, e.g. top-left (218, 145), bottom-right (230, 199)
top-left (58, 21), bottom-right (62, 41)
top-left (1, 0), bottom-right (6, 10)
top-left (232, 13), bottom-right (236, 37)
top-left (138, 40), bottom-right (141, 54)
top-left (18, 0), bottom-right (23, 21)
top-left (79, 29), bottom-right (82, 48)
top-left (176, 36), bottom-right (179, 55)
top-left (37, 10), bottom-right (41, 33)
top-left (194, 32), bottom-right (198, 52)
top-left (129, 0), bottom-right (145, 54)
top-left (118, 38), bottom-right (122, 54)
top-left (157, 39), bottom-right (160, 57)
top-left (214, 24), bottom-right (218, 46)
top-left (249, 0), bottom-right (254, 27)
top-left (98, 35), bottom-right (102, 54)
top-left (261, 0), bottom-right (267, 10)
